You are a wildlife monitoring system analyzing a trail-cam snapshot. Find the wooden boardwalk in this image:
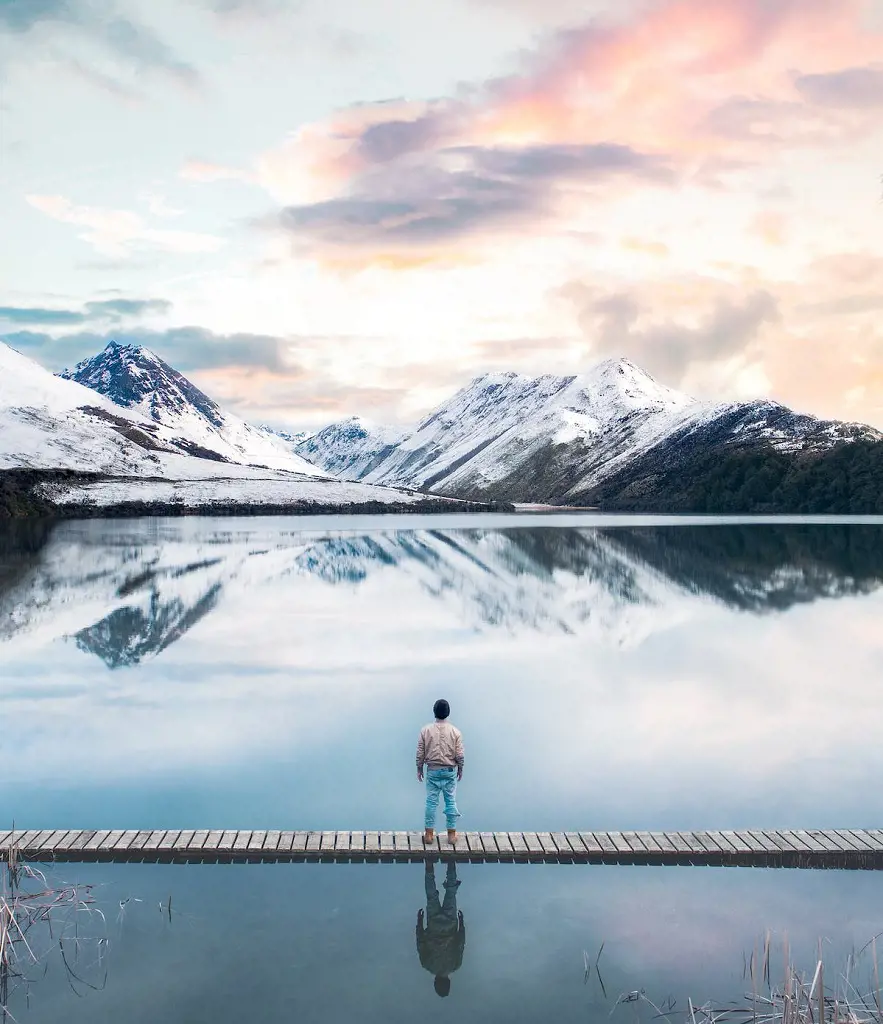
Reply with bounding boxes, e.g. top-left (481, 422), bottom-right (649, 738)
top-left (3, 829), bottom-right (883, 868)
